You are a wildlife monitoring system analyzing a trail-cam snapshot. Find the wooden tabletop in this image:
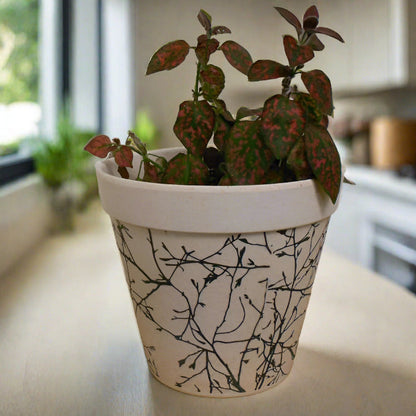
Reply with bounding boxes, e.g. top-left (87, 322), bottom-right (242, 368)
top-left (1, 203), bottom-right (415, 416)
